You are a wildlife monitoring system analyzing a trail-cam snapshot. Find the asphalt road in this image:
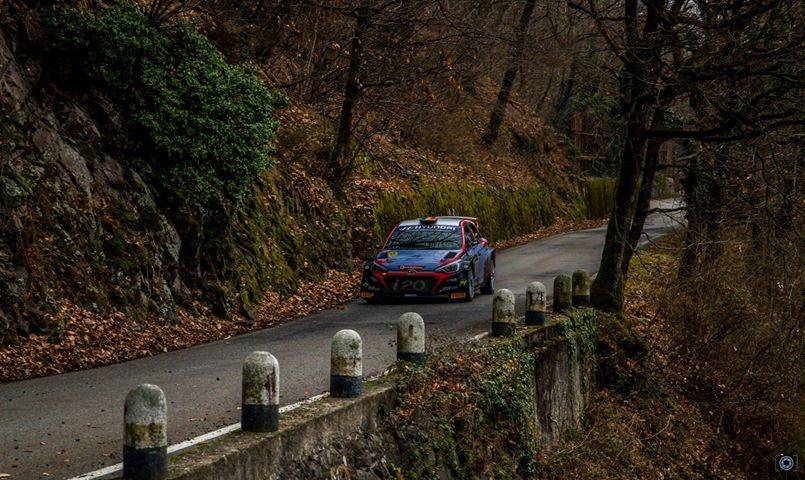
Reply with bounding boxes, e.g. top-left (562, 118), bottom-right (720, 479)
top-left (0, 200), bottom-right (682, 479)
